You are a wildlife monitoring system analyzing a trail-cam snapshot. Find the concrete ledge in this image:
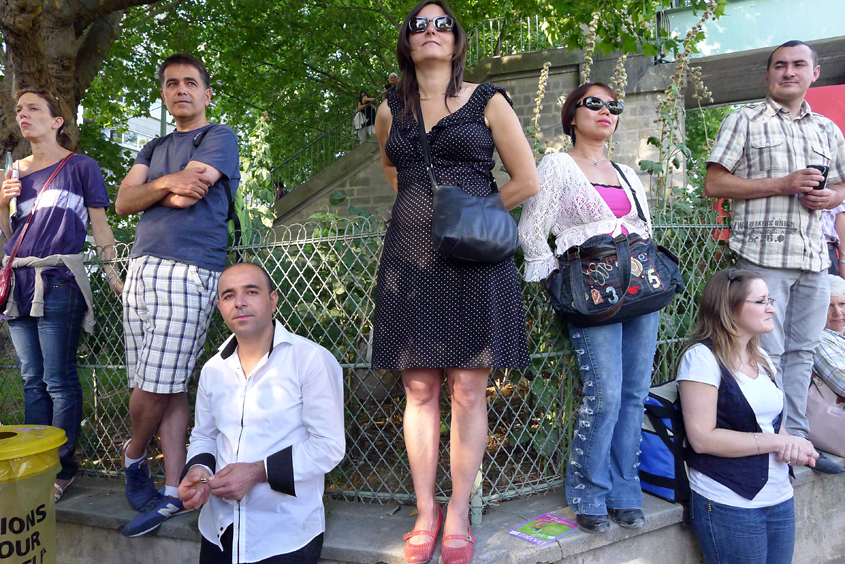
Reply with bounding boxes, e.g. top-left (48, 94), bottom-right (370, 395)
top-left (56, 456), bottom-right (845, 564)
